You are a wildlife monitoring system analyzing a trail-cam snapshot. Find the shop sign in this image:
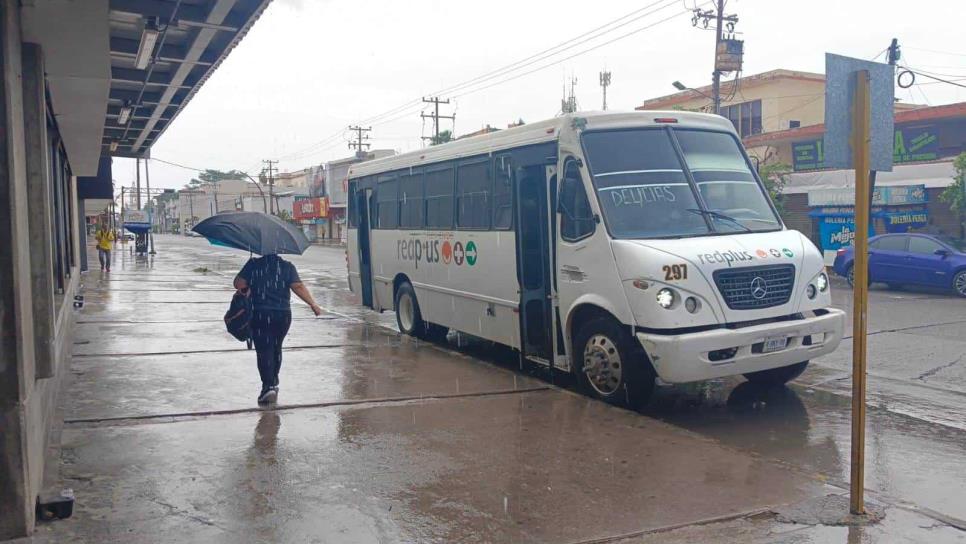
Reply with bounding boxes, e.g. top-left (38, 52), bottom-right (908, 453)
top-left (817, 217), bottom-right (875, 251)
top-left (792, 139), bottom-right (825, 171)
top-left (883, 209), bottom-right (929, 231)
top-left (808, 184), bottom-right (926, 207)
top-left (293, 197), bottom-right (329, 220)
top-left (792, 122), bottom-right (946, 171)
